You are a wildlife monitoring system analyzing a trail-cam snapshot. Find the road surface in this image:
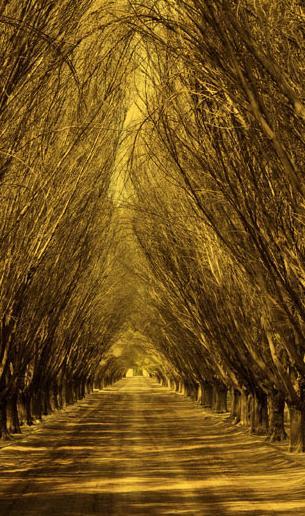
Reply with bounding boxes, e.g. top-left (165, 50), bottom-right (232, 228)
top-left (0, 377), bottom-right (305, 515)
